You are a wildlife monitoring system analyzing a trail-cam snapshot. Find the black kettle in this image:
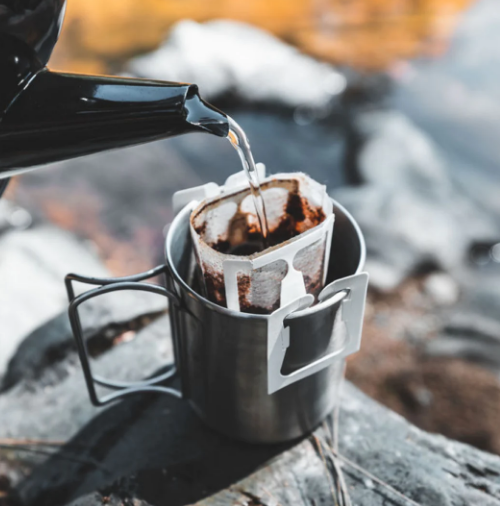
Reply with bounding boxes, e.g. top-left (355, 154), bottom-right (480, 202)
top-left (0, 0), bottom-right (229, 184)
